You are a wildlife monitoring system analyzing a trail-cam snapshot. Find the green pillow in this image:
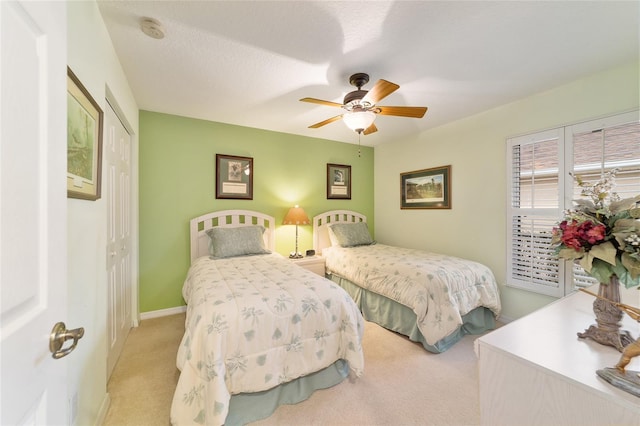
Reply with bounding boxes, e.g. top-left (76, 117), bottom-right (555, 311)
top-left (206, 225), bottom-right (270, 258)
top-left (328, 222), bottom-right (374, 247)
